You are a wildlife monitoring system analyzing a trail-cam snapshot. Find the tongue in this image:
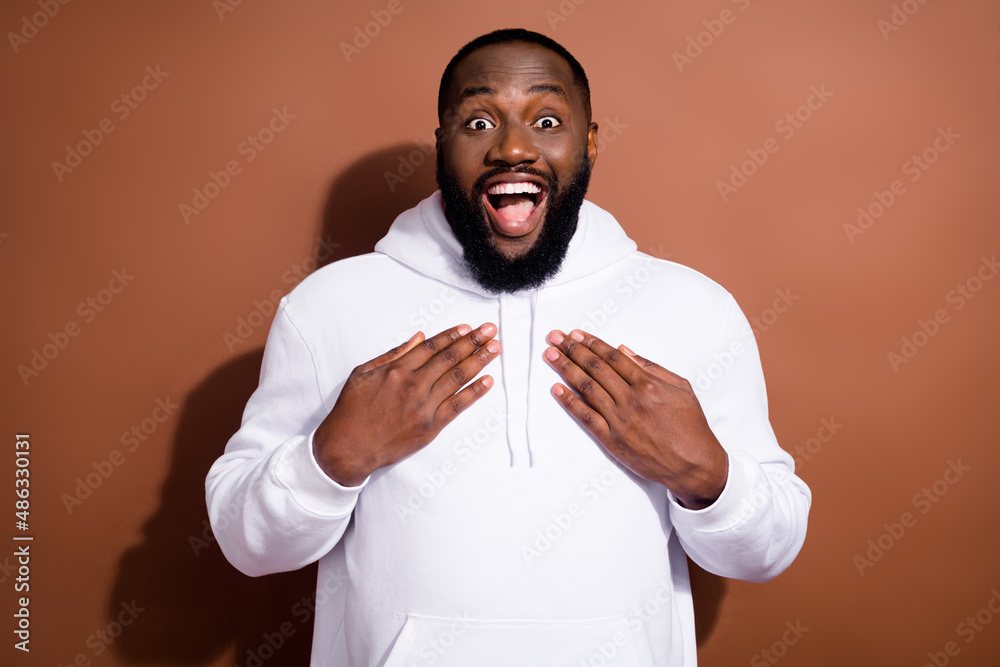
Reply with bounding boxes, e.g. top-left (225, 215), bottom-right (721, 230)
top-left (495, 194), bottom-right (535, 223)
